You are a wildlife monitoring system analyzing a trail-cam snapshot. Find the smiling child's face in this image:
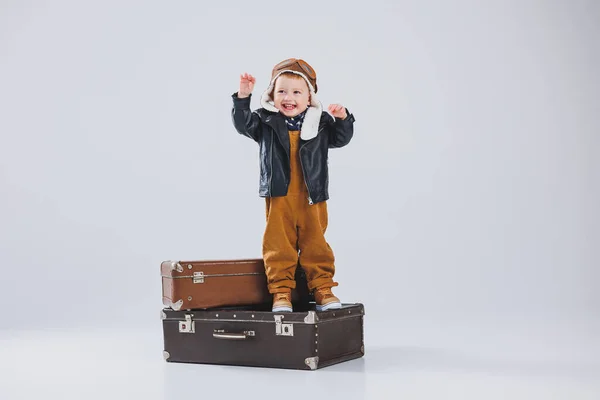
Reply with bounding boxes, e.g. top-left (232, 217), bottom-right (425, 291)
top-left (272, 74), bottom-right (310, 117)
